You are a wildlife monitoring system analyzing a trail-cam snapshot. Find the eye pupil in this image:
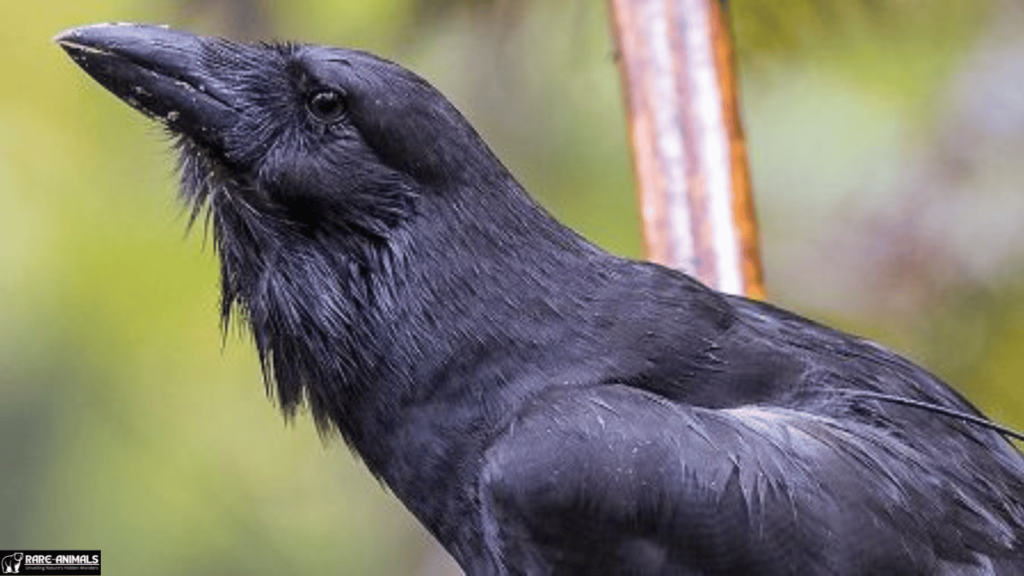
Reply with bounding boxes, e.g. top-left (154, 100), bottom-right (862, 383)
top-left (308, 90), bottom-right (345, 121)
